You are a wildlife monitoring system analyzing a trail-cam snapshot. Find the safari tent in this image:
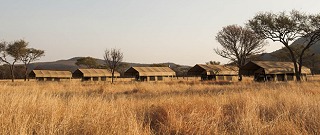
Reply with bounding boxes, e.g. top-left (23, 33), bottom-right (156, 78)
top-left (29, 70), bottom-right (72, 81)
top-left (241, 61), bottom-right (311, 81)
top-left (124, 67), bottom-right (176, 81)
top-left (72, 69), bottom-right (120, 81)
top-left (187, 64), bottom-right (238, 81)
